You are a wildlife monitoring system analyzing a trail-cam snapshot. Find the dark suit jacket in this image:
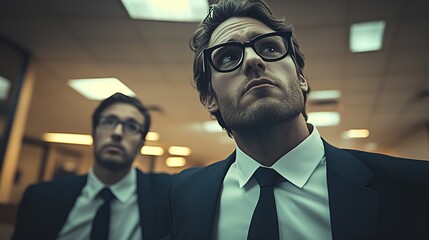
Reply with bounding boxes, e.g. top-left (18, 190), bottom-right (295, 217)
top-left (169, 140), bottom-right (429, 240)
top-left (13, 169), bottom-right (172, 240)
